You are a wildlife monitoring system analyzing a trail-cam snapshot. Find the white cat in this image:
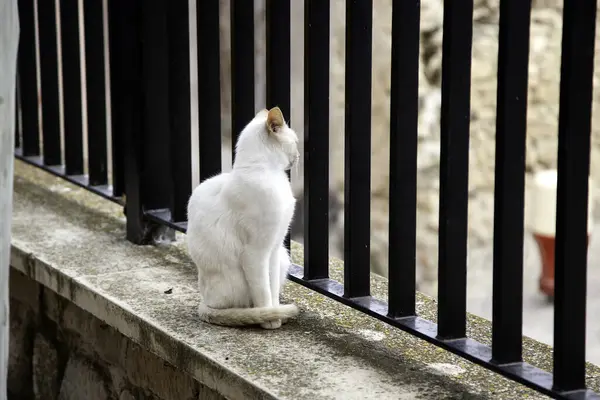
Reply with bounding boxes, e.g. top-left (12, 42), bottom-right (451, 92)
top-left (187, 107), bottom-right (300, 329)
